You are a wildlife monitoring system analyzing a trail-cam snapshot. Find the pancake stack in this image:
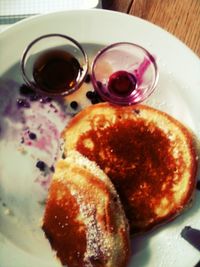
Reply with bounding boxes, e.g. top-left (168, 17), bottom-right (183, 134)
top-left (62, 103), bottom-right (198, 234)
top-left (43, 151), bottom-right (130, 267)
top-left (43, 102), bottom-right (198, 266)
